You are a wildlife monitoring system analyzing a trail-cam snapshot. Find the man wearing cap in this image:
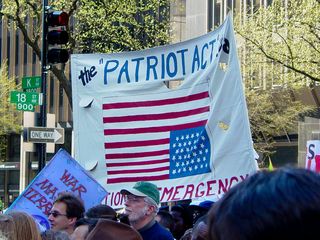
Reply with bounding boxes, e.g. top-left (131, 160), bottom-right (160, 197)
top-left (121, 181), bottom-right (174, 240)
